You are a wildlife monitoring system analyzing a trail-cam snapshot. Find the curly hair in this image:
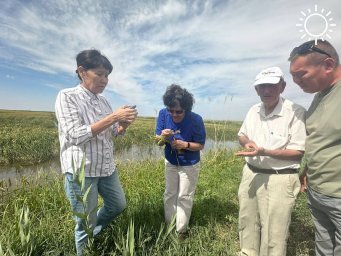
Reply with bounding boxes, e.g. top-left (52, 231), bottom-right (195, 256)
top-left (163, 84), bottom-right (195, 112)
